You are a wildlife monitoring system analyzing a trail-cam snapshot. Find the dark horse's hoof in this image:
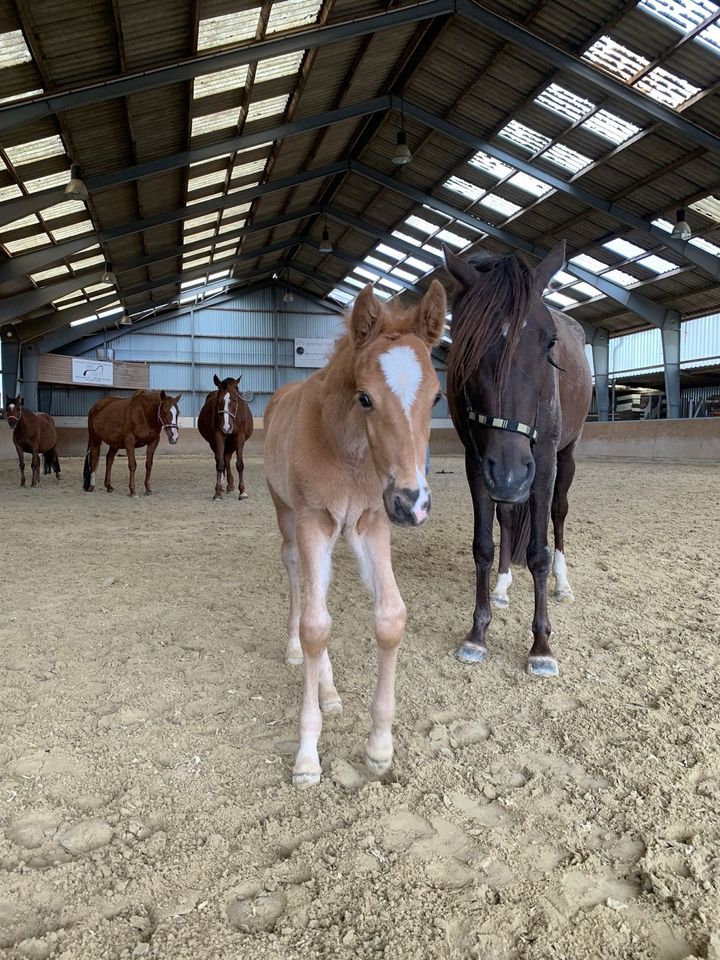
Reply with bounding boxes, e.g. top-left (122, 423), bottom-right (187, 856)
top-left (455, 641), bottom-right (487, 663)
top-left (527, 656), bottom-right (559, 678)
